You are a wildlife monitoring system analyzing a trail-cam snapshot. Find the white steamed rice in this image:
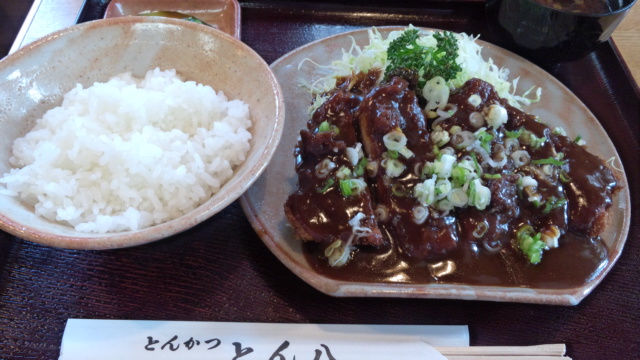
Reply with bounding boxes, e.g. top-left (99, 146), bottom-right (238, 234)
top-left (0, 68), bottom-right (252, 233)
